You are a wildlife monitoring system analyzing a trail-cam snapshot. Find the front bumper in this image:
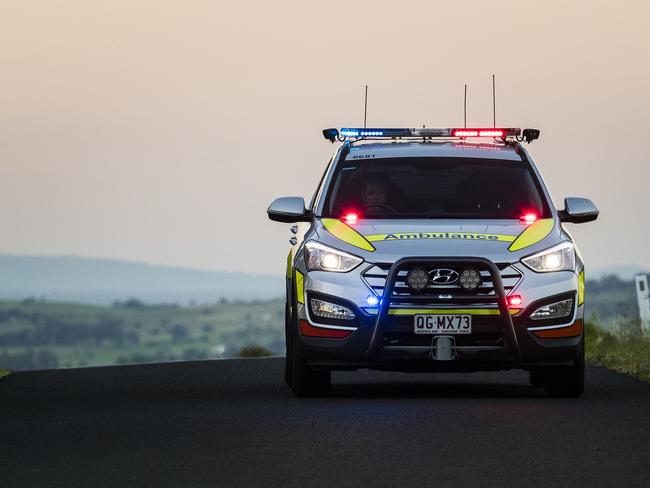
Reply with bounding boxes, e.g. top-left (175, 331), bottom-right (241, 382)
top-left (297, 256), bottom-right (583, 372)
